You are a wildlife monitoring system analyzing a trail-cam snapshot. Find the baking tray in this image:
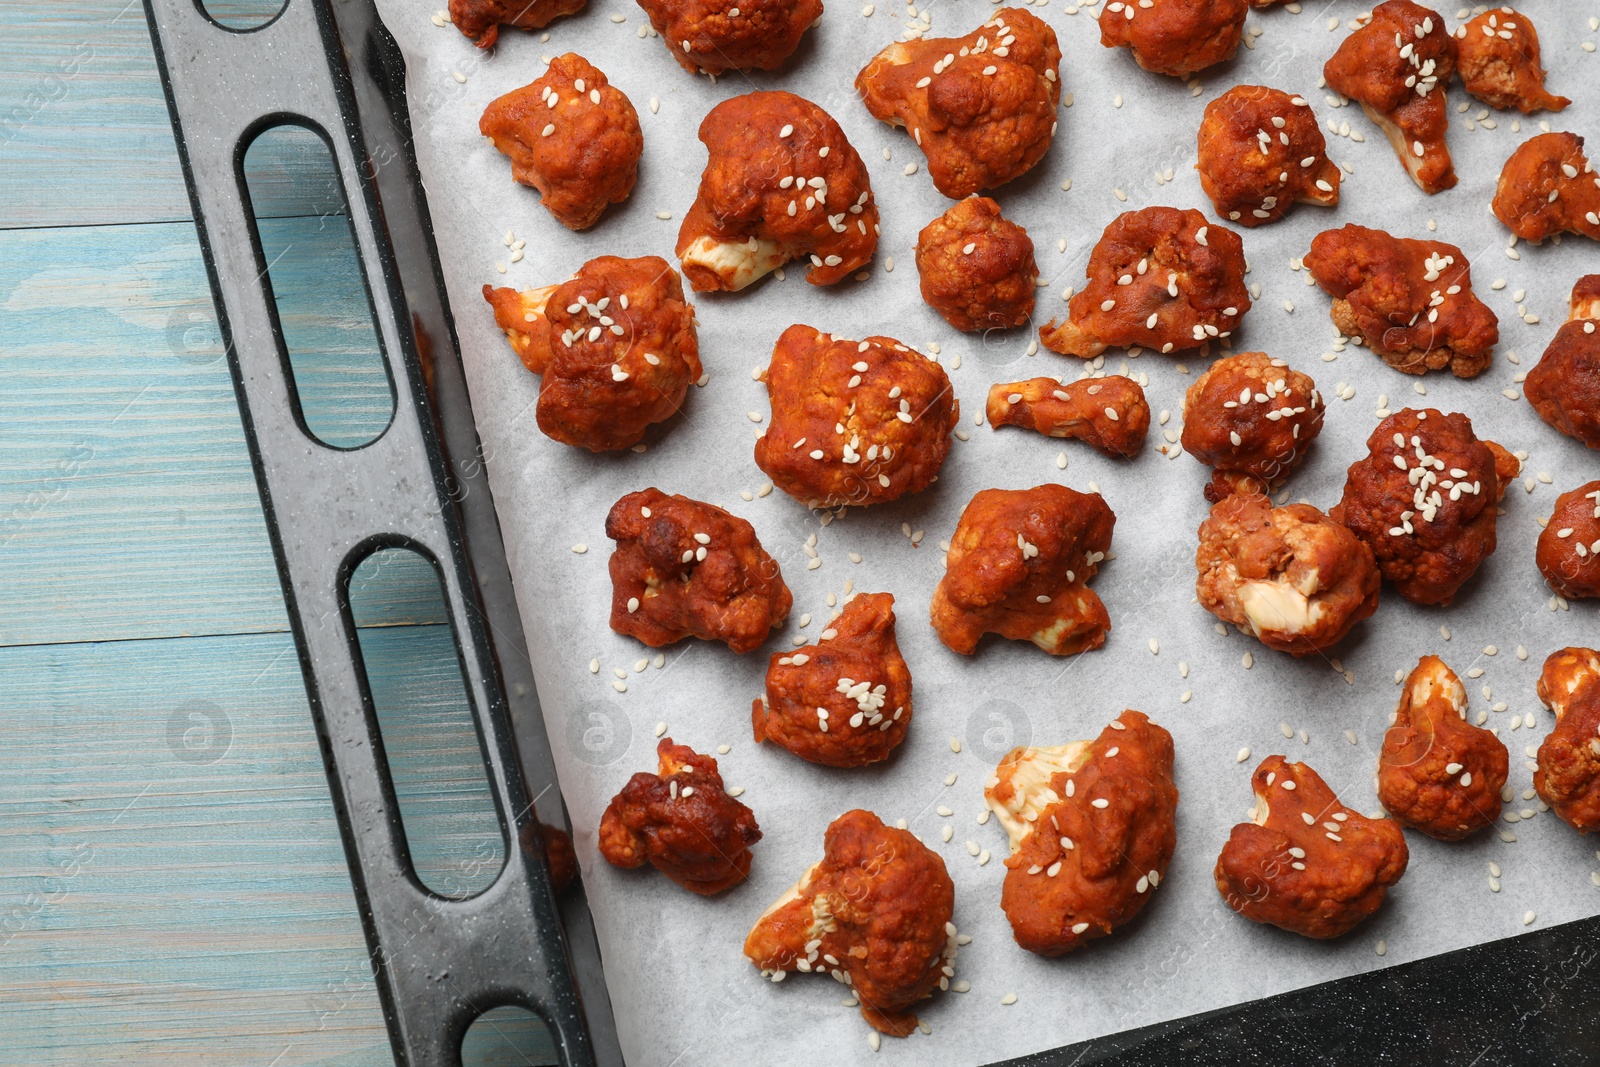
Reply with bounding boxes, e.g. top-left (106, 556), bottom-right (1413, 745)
top-left (140, 0), bottom-right (1600, 1063)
